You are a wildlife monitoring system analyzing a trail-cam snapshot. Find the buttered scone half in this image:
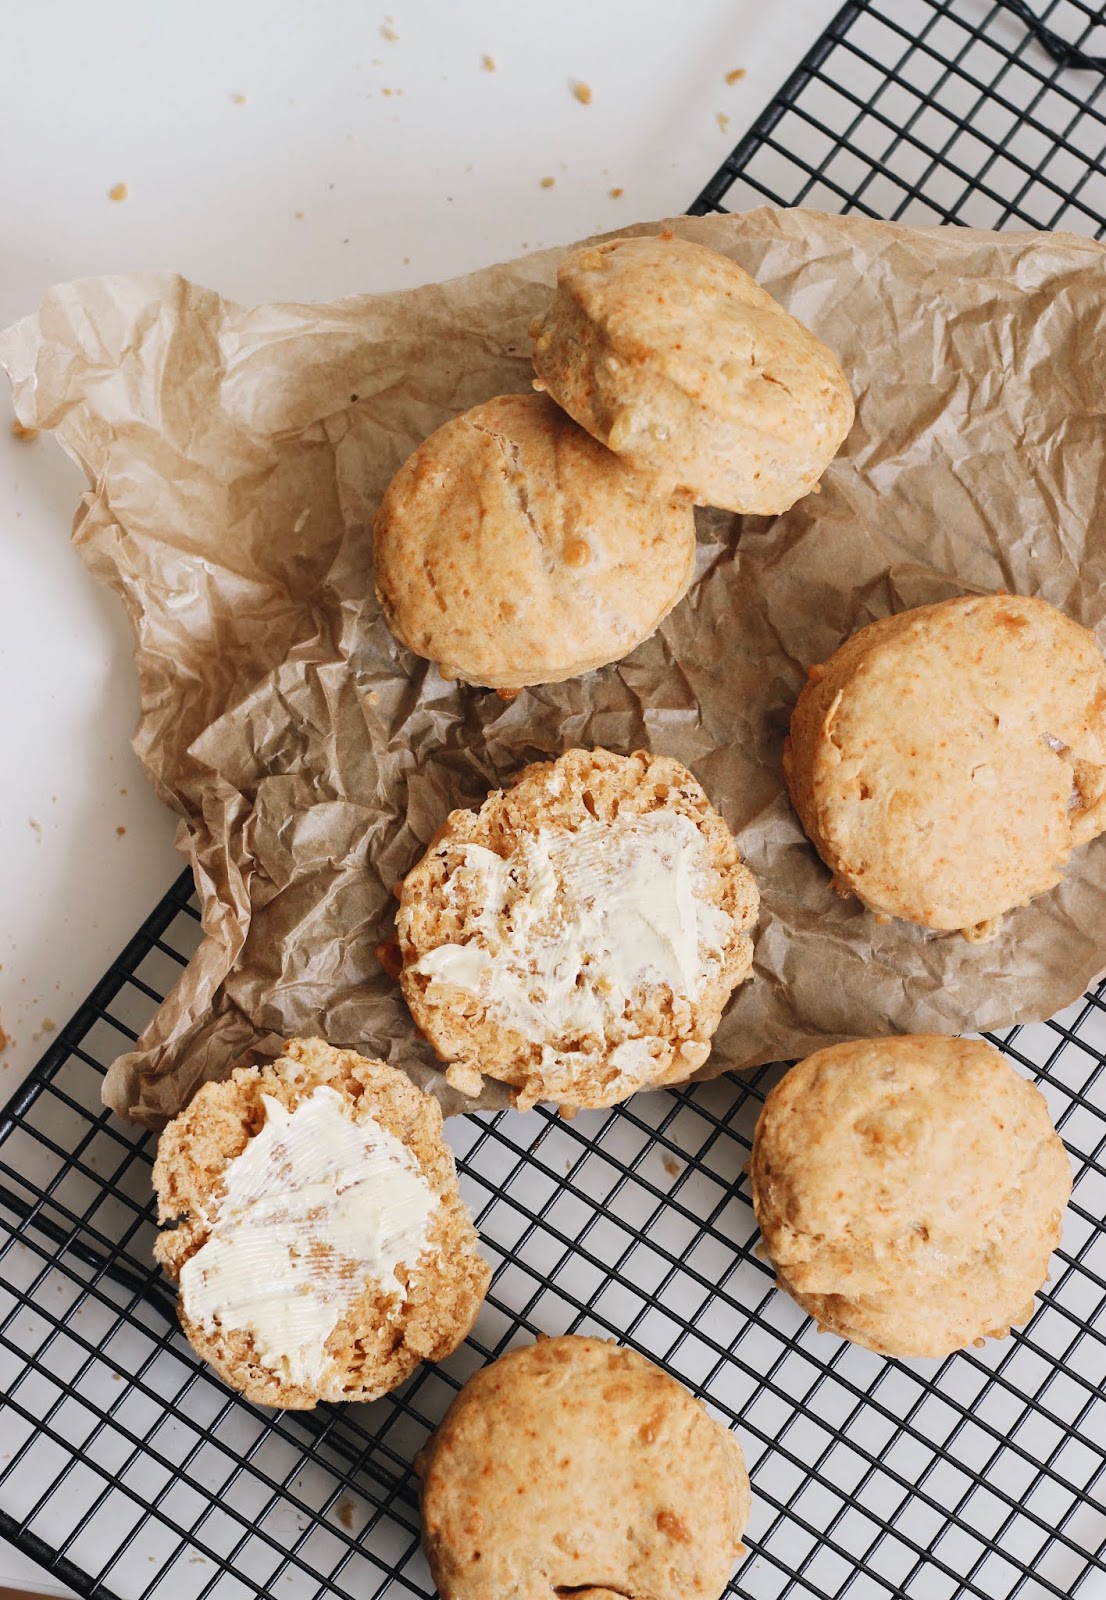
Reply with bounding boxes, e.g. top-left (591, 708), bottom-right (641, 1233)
top-left (153, 1039), bottom-right (490, 1409)
top-left (750, 1036), bottom-right (1072, 1360)
top-left (396, 748), bottom-right (759, 1110)
top-left (784, 593), bottom-right (1106, 940)
top-left (372, 392), bottom-right (697, 690)
top-left (529, 233), bottom-right (854, 515)
top-left (418, 1336), bottom-right (751, 1600)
